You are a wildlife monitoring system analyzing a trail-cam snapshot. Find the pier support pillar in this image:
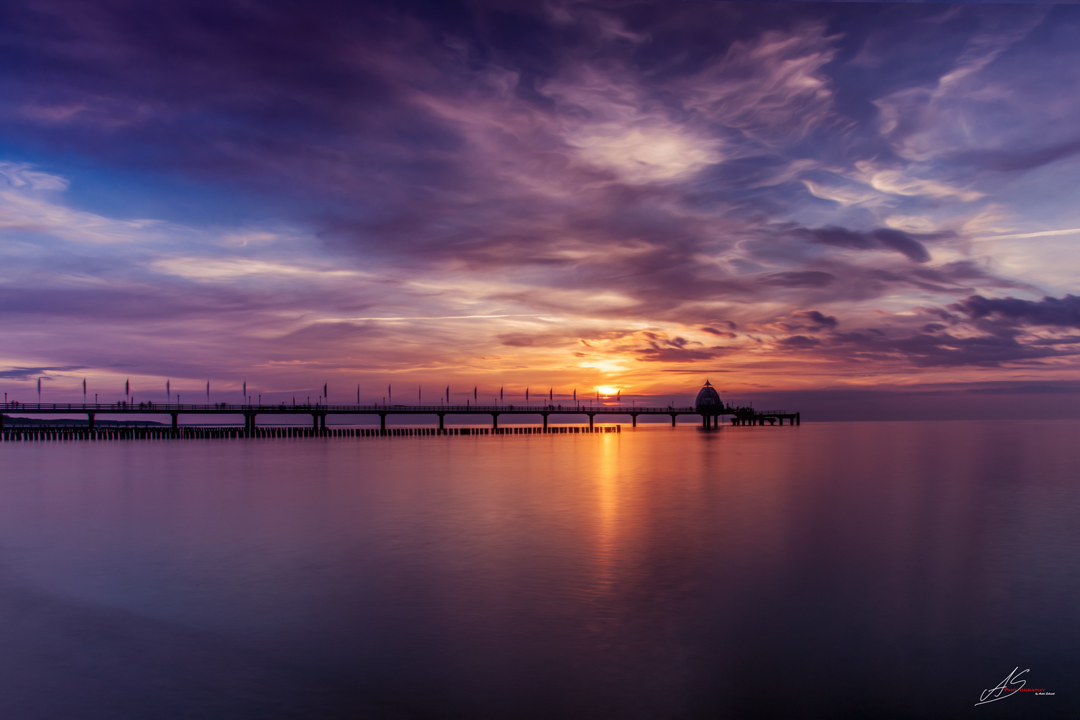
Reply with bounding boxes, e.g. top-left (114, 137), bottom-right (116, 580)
top-left (380, 414), bottom-right (387, 431)
top-left (249, 414), bottom-right (257, 432)
top-left (438, 414), bottom-right (444, 430)
top-left (542, 414), bottom-right (548, 431)
top-left (631, 414), bottom-right (637, 428)
top-left (320, 414), bottom-right (326, 431)
top-left (670, 414), bottom-right (676, 427)
top-left (588, 414), bottom-right (594, 430)
top-left (171, 413), bottom-right (178, 430)
top-left (312, 415), bottom-right (318, 431)
top-left (796, 412), bottom-right (800, 426)
top-left (87, 413), bottom-right (94, 430)
top-left (492, 414), bottom-right (499, 430)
